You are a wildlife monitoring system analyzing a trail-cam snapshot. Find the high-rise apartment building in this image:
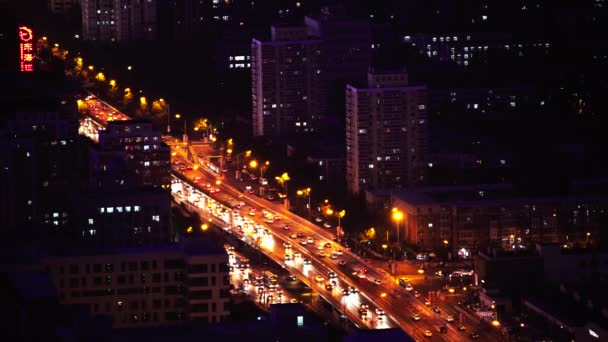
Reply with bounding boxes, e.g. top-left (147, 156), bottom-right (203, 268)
top-left (251, 25), bottom-right (323, 137)
top-left (82, 0), bottom-right (157, 42)
top-left (345, 70), bottom-right (428, 194)
top-left (252, 8), bottom-right (371, 137)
